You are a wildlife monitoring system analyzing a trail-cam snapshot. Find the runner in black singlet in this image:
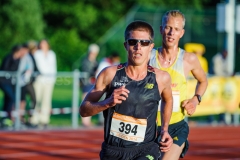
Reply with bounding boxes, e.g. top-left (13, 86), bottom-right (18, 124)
top-left (80, 20), bottom-right (173, 160)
